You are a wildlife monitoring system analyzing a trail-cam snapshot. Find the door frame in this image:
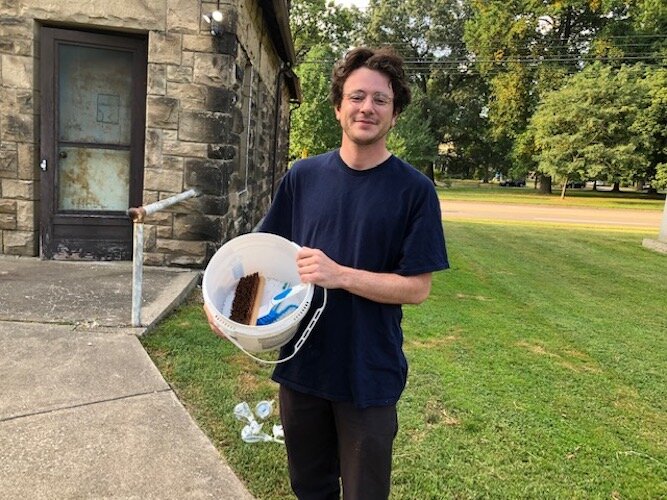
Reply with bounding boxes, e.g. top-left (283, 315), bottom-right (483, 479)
top-left (39, 26), bottom-right (147, 260)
